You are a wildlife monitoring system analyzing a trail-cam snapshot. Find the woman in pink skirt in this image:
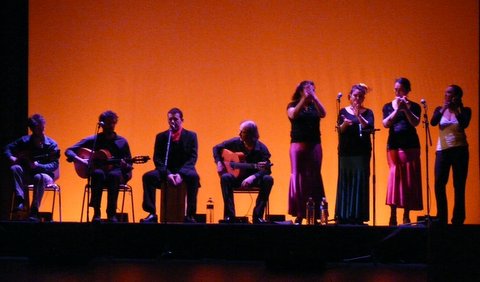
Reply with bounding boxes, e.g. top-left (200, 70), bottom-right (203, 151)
top-left (287, 81), bottom-right (326, 224)
top-left (382, 77), bottom-right (423, 225)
